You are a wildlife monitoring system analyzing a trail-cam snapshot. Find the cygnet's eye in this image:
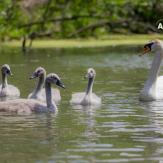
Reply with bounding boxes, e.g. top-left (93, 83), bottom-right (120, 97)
top-left (49, 76), bottom-right (53, 80)
top-left (37, 70), bottom-right (41, 74)
top-left (6, 70), bottom-right (10, 74)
